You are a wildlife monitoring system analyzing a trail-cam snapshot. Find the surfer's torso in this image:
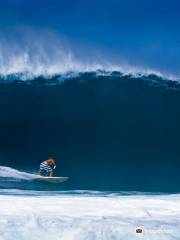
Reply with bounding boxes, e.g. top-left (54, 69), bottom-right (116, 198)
top-left (39, 162), bottom-right (53, 176)
top-left (39, 158), bottom-right (56, 177)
